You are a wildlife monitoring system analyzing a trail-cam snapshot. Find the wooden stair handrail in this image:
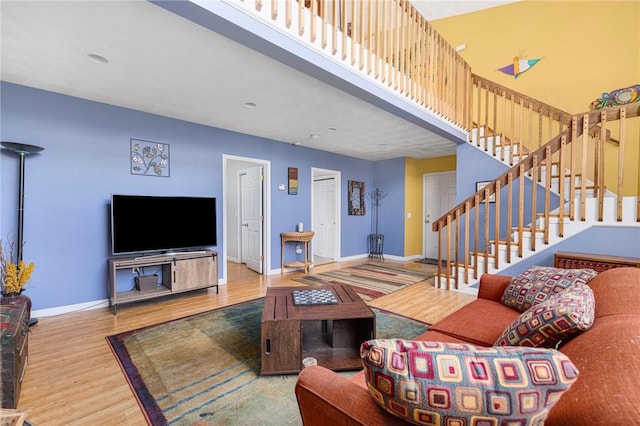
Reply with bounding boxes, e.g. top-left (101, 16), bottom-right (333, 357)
top-left (433, 103), bottom-right (640, 233)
